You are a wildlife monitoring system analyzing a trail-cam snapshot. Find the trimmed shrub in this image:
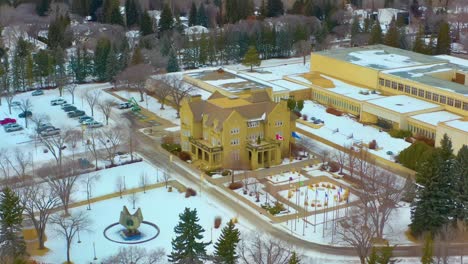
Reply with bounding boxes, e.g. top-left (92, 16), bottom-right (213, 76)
top-left (221, 170), bottom-right (230, 176)
top-left (414, 133), bottom-right (435, 147)
top-left (302, 114), bottom-right (308, 121)
top-left (185, 187), bottom-right (197, 198)
top-left (389, 129), bottom-right (412, 139)
top-left (178, 151), bottom-right (191, 161)
top-left (228, 181), bottom-right (243, 190)
top-left (261, 202), bottom-right (285, 215)
top-left (369, 139), bottom-right (378, 150)
top-left (161, 143), bottom-right (181, 154)
top-left (376, 119), bottom-right (393, 130)
top-left (328, 161), bottom-right (340, 173)
top-left (397, 141), bottom-right (434, 170)
top-left (214, 217), bottom-right (222, 229)
top-left (326, 107), bottom-right (343, 116)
